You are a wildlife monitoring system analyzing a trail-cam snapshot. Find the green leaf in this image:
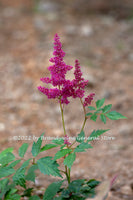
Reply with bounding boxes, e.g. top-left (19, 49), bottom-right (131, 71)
top-left (76, 130), bottom-right (85, 143)
top-left (25, 165), bottom-right (38, 182)
top-left (19, 143), bottom-right (29, 158)
top-left (21, 159), bottom-right (31, 169)
top-left (0, 178), bottom-right (9, 194)
top-left (87, 129), bottom-right (109, 142)
top-left (53, 197), bottom-right (62, 200)
top-left (90, 114), bottom-right (97, 121)
top-left (5, 193), bottom-right (21, 200)
top-left (0, 166), bottom-right (15, 178)
top-left (0, 148), bottom-right (13, 160)
top-left (105, 111), bottom-right (127, 120)
top-left (74, 142), bottom-right (93, 152)
top-left (32, 134), bottom-right (44, 157)
top-left (43, 181), bottom-right (64, 200)
top-left (40, 144), bottom-right (58, 152)
top-left (8, 159), bottom-right (21, 168)
top-left (88, 106), bottom-right (96, 110)
top-left (29, 196), bottom-right (40, 200)
top-left (0, 152), bottom-right (15, 167)
top-left (87, 179), bottom-right (100, 188)
top-left (102, 104), bottom-right (112, 113)
top-left (63, 152), bottom-right (76, 169)
top-left (100, 114), bottom-right (106, 124)
top-left (13, 167), bottom-right (26, 188)
top-left (54, 149), bottom-right (72, 160)
top-left (96, 98), bottom-right (105, 109)
top-left (52, 138), bottom-right (64, 145)
top-left (21, 188), bottom-right (33, 197)
top-left (12, 159), bottom-right (31, 188)
top-left (86, 112), bottom-right (93, 116)
top-left (37, 156), bottom-right (62, 178)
